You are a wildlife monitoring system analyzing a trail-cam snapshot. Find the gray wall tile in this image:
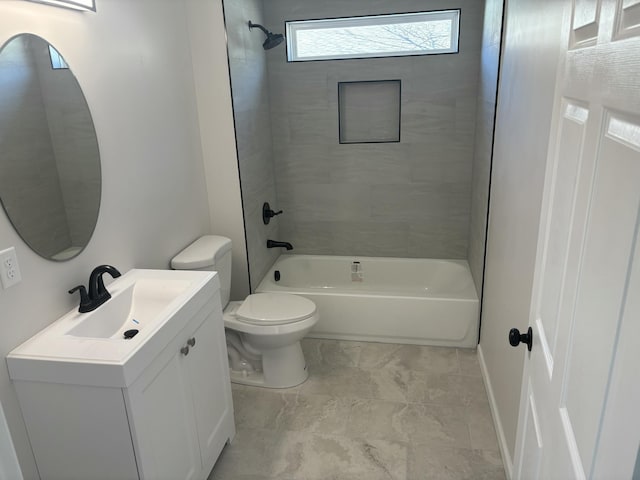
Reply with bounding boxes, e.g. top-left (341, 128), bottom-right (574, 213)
top-left (328, 144), bottom-right (411, 185)
top-left (226, 0), bottom-right (281, 288)
top-left (263, 0), bottom-right (485, 259)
